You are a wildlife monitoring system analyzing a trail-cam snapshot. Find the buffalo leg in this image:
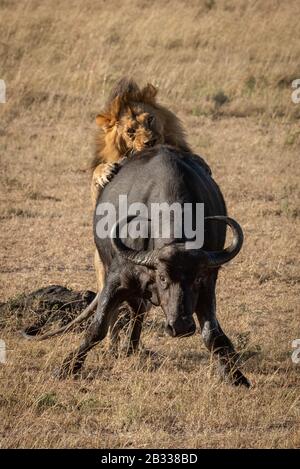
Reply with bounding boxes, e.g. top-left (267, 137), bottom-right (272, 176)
top-left (57, 275), bottom-right (124, 378)
top-left (125, 299), bottom-right (147, 355)
top-left (108, 303), bottom-right (132, 356)
top-left (196, 276), bottom-right (250, 388)
top-left (108, 299), bottom-right (146, 356)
